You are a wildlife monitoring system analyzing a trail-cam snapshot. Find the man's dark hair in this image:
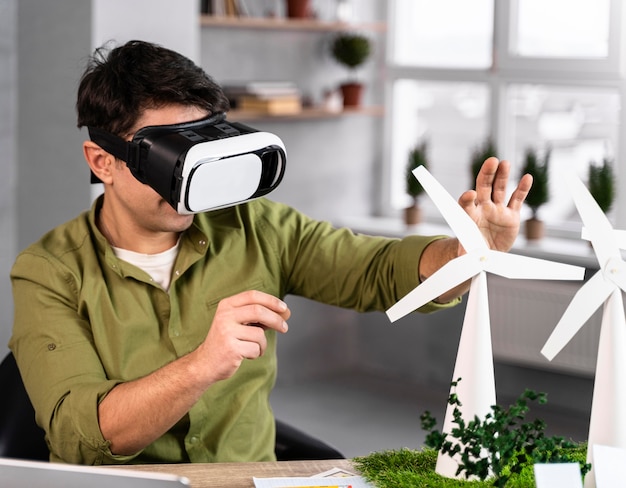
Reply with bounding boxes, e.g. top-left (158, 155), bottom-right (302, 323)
top-left (76, 40), bottom-right (230, 137)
